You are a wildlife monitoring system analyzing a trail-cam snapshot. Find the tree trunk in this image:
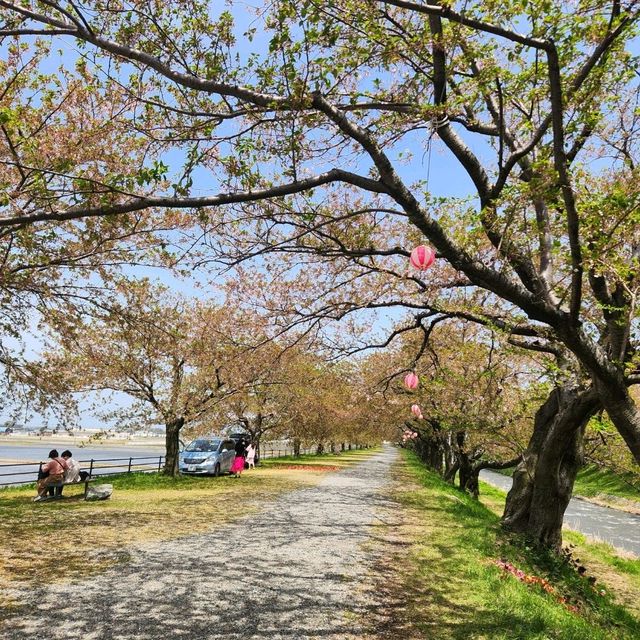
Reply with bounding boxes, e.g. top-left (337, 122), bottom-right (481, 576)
top-left (502, 389), bottom-right (559, 532)
top-left (330, 441), bottom-right (336, 453)
top-left (316, 442), bottom-right (324, 455)
top-left (455, 431), bottom-right (481, 498)
top-left (595, 375), bottom-right (640, 464)
top-left (254, 435), bottom-right (261, 465)
top-left (164, 416), bottom-right (185, 477)
top-left (557, 325), bottom-right (640, 462)
top-left (293, 439), bottom-right (301, 457)
top-left (502, 384), bottom-right (599, 549)
top-left (442, 432), bottom-right (456, 478)
top-left (444, 461), bottom-right (459, 484)
top-left (412, 421), bottom-right (448, 476)
top-left (469, 456), bottom-right (521, 499)
top-left (461, 470), bottom-right (480, 499)
top-left (458, 457), bottom-right (480, 498)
